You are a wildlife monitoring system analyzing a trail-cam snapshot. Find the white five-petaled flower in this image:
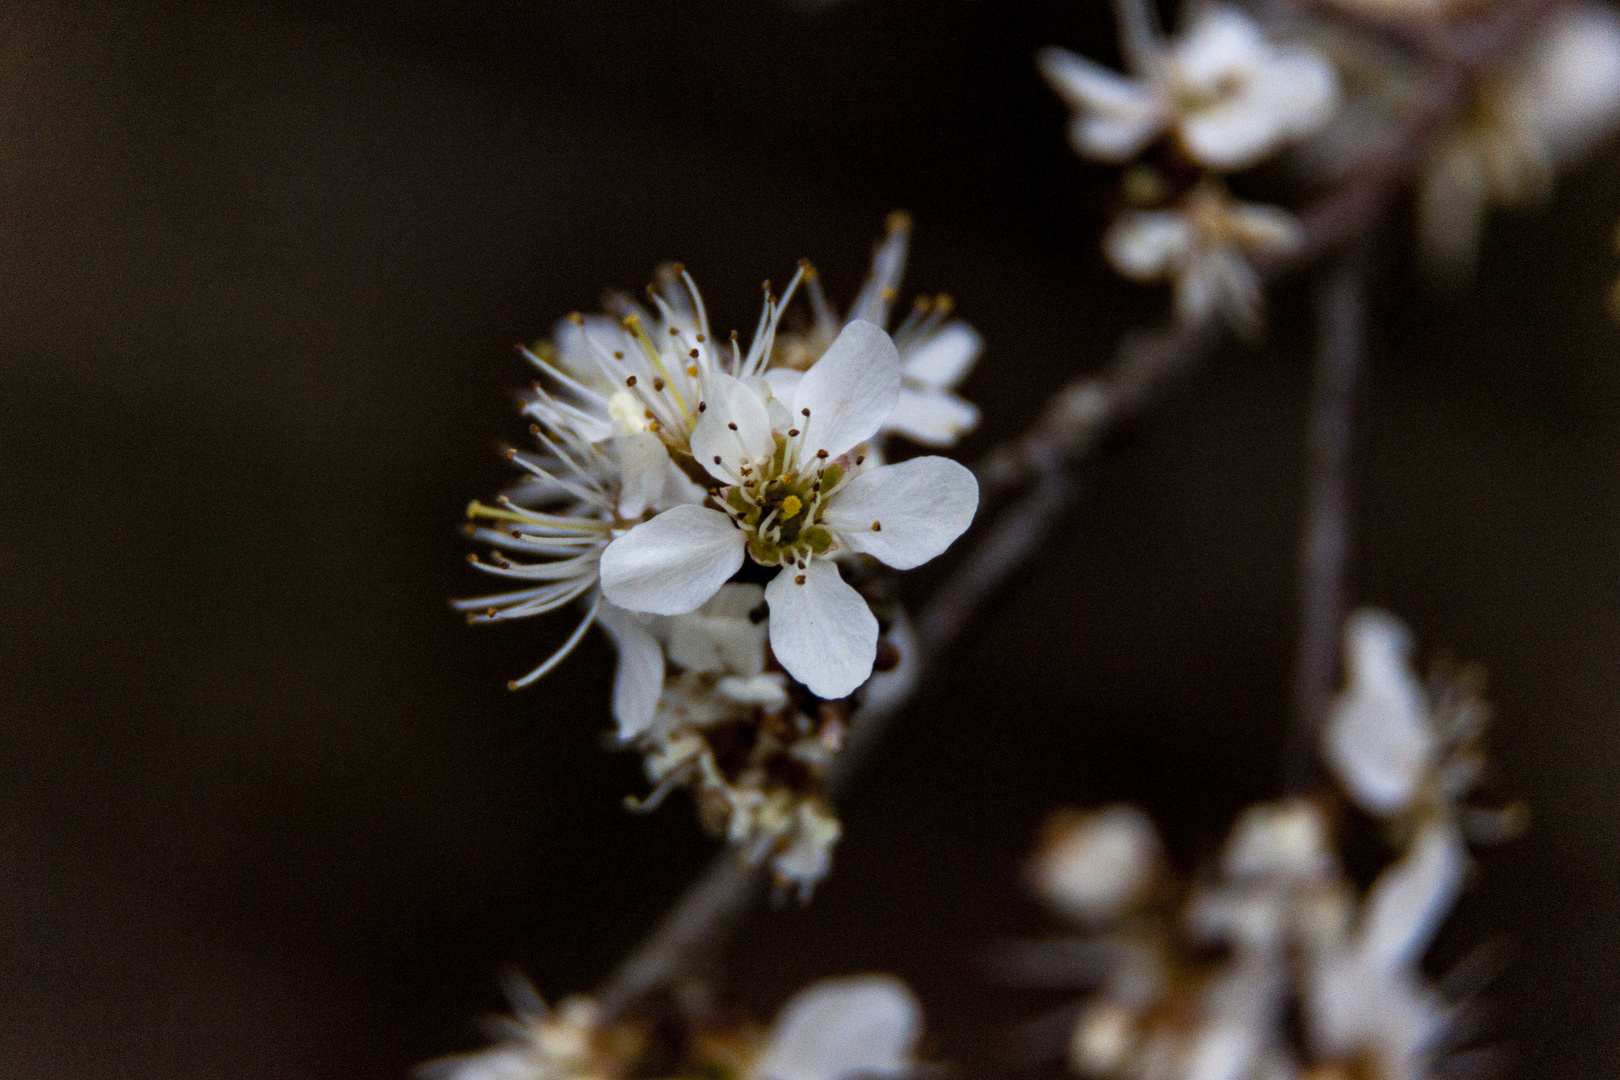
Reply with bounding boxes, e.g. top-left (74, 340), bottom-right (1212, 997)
top-left (1418, 1), bottom-right (1620, 274)
top-left (598, 320), bottom-right (979, 700)
top-left (1038, 5), bottom-right (1339, 170)
top-left (1105, 183), bottom-right (1300, 333)
top-left (458, 263), bottom-right (825, 692)
top-left (776, 214), bottom-right (984, 449)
